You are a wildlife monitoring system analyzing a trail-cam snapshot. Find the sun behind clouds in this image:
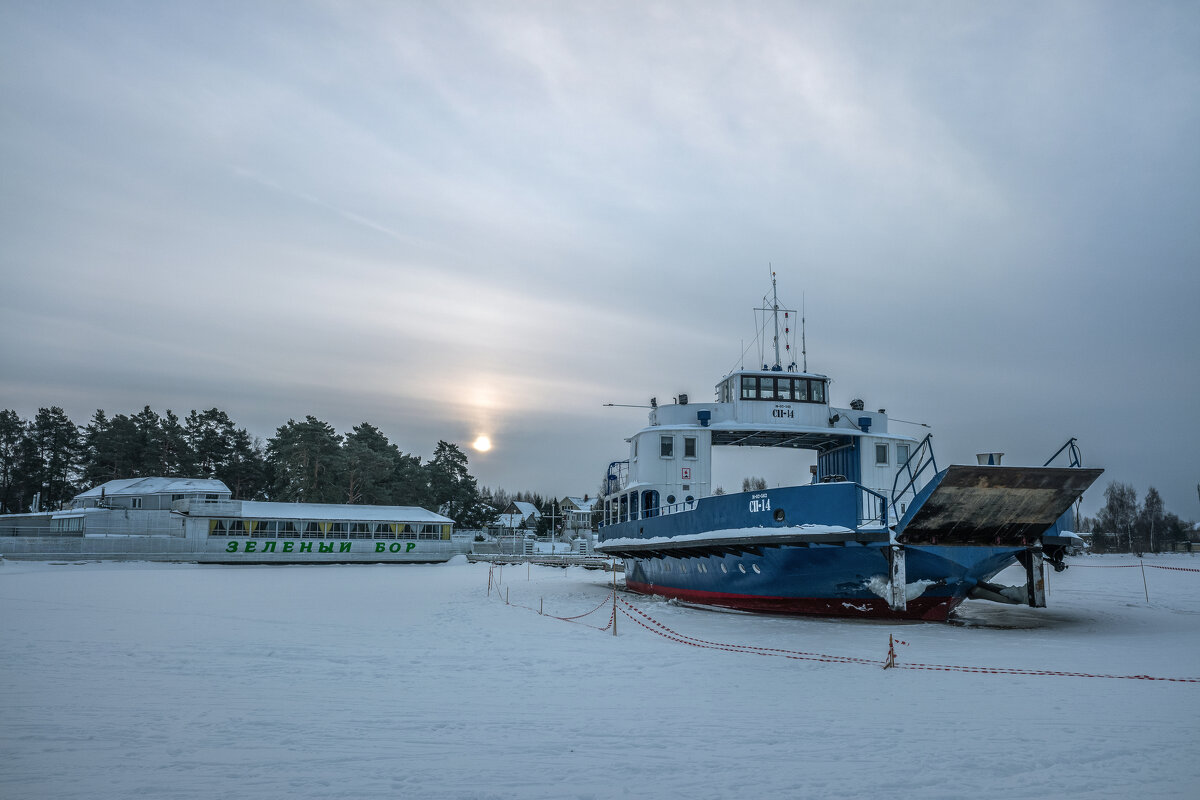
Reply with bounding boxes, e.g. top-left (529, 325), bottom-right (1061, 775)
top-left (472, 435), bottom-right (492, 452)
